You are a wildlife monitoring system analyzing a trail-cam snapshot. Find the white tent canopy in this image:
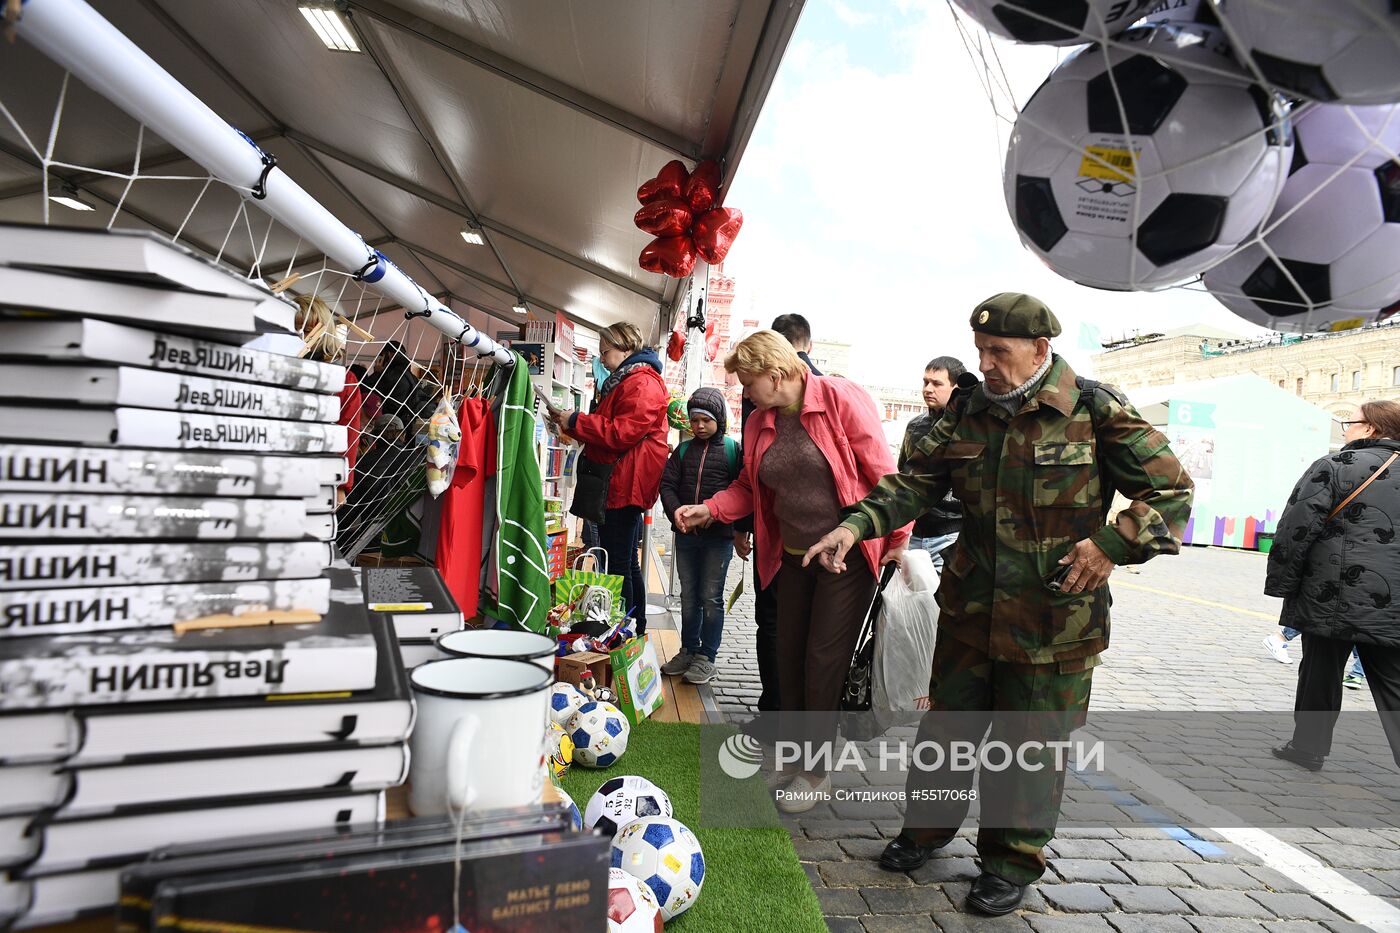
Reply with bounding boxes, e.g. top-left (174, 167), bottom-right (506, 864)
top-left (0, 0), bottom-right (804, 349)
